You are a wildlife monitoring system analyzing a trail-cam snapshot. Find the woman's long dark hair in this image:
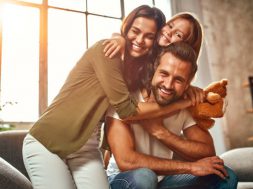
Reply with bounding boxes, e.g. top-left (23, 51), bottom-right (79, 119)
top-left (120, 5), bottom-right (166, 92)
